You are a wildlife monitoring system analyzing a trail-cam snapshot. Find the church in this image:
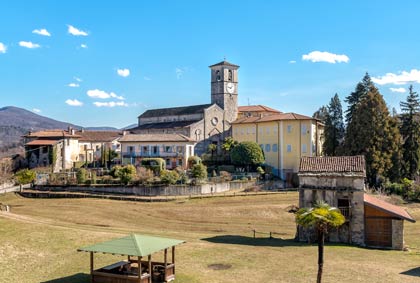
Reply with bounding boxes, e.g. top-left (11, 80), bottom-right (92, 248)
top-left (130, 60), bottom-right (240, 155)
